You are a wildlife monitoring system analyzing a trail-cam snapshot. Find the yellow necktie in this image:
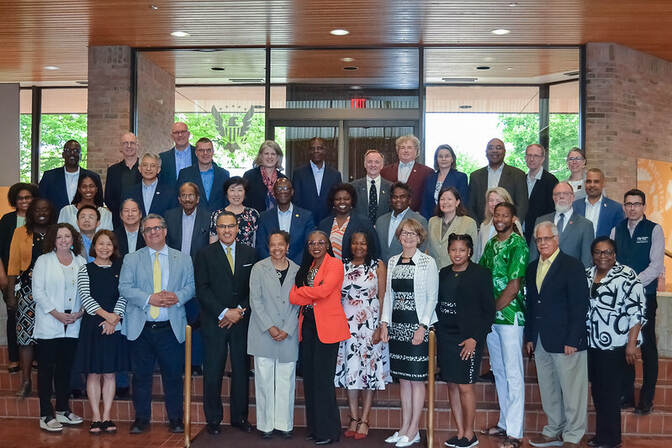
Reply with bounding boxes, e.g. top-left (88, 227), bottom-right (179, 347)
top-left (150, 252), bottom-right (161, 319)
top-left (226, 246), bottom-right (234, 274)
